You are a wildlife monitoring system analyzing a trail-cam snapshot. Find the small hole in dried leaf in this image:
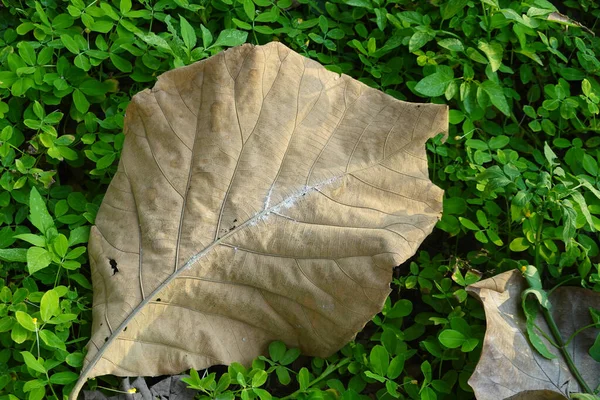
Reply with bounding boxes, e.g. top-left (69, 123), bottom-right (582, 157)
top-left (109, 259), bottom-right (119, 275)
top-left (124, 327), bottom-right (128, 332)
top-left (156, 298), bottom-right (161, 302)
